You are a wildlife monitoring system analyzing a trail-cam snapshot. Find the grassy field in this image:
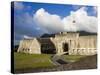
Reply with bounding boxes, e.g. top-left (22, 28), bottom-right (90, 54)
top-left (14, 52), bottom-right (56, 71)
top-left (14, 52), bottom-right (86, 72)
top-left (63, 55), bottom-right (86, 61)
